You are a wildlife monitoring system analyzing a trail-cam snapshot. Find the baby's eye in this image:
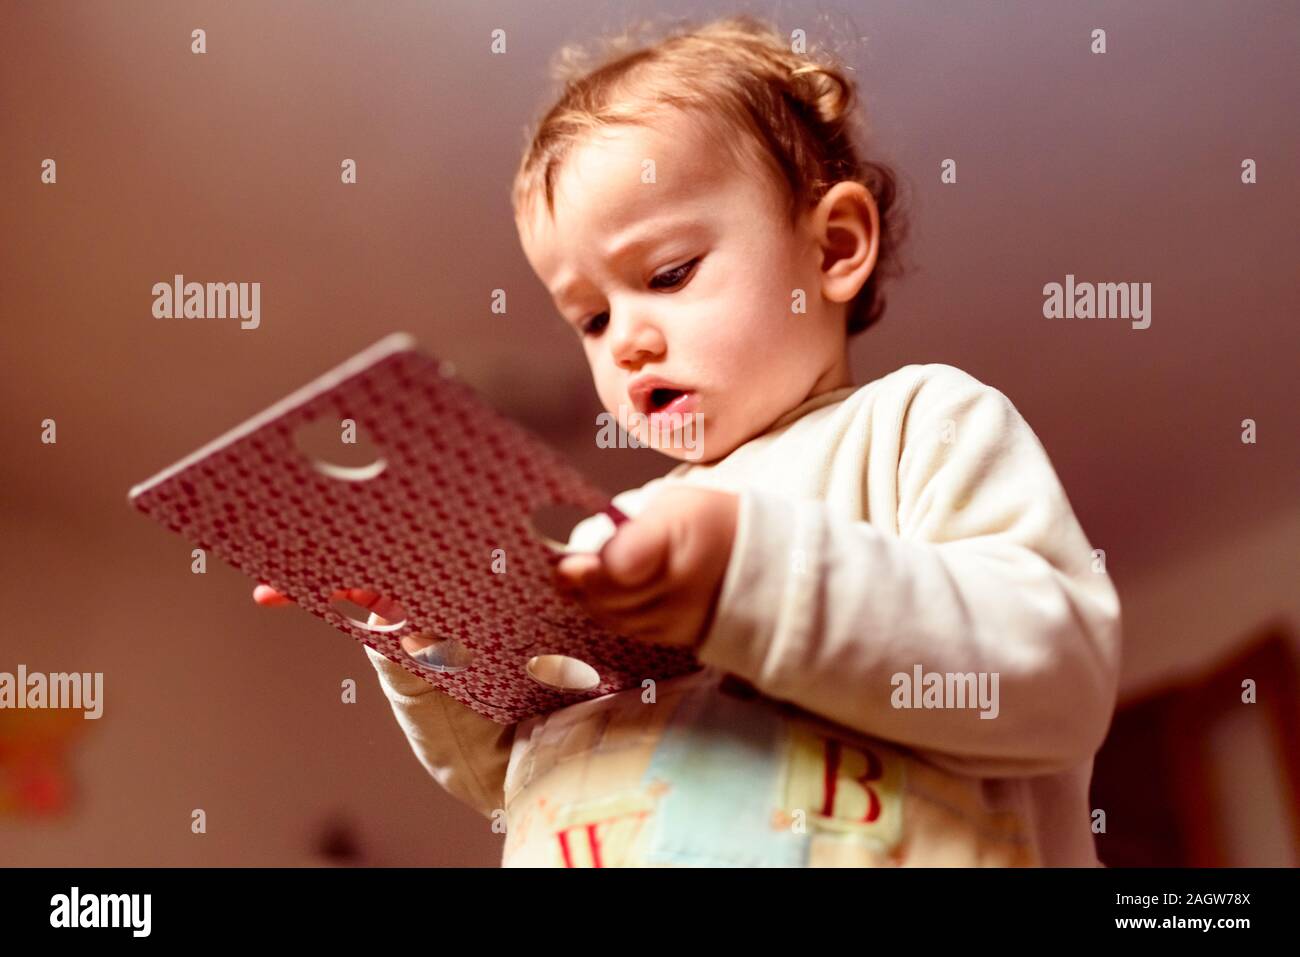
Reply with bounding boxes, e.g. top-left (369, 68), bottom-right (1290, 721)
top-left (649, 256), bottom-right (701, 291)
top-left (580, 311), bottom-right (610, 337)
